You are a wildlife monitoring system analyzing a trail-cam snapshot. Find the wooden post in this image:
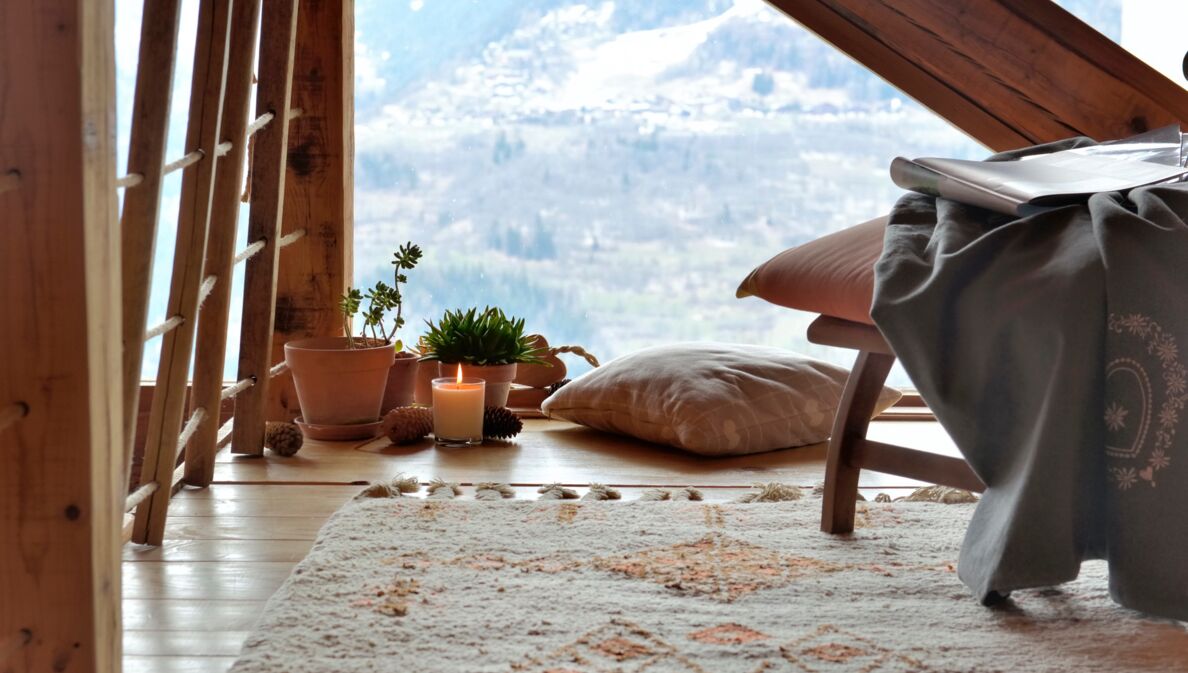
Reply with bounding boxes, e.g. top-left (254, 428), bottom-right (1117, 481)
top-left (266, 0), bottom-right (355, 427)
top-left (1, 0), bottom-right (123, 671)
top-left (232, 0), bottom-right (301, 455)
top-left (119, 0), bottom-right (184, 492)
top-left (185, 0), bottom-right (263, 487)
top-left (133, 0), bottom-right (234, 545)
